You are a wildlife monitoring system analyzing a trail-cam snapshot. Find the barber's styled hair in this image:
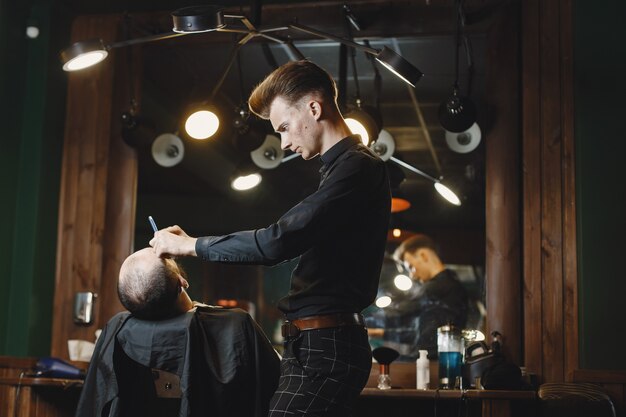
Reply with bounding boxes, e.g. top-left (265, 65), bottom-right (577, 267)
top-left (248, 60), bottom-right (338, 119)
top-left (117, 257), bottom-right (183, 320)
top-left (393, 234), bottom-right (439, 261)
